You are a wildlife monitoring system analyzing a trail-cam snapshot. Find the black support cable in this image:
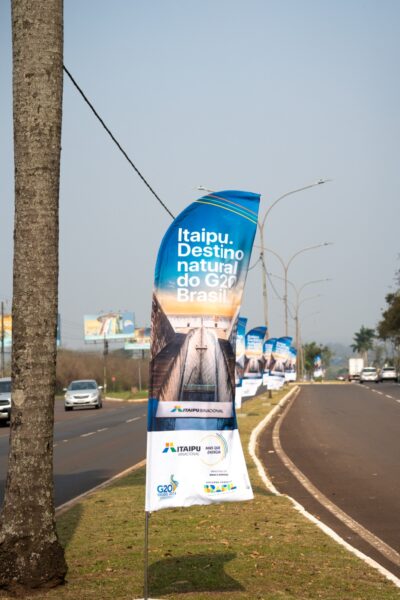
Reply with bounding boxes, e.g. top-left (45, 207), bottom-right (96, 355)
top-left (63, 65), bottom-right (175, 220)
